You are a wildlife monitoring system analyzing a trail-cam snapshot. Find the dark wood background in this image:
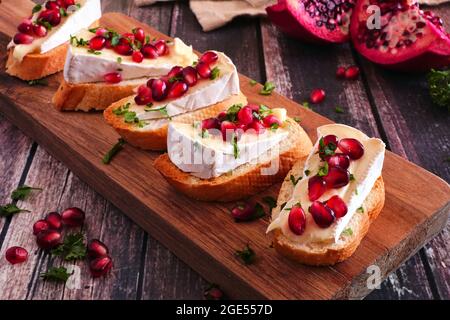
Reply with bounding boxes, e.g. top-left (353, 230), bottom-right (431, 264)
top-left (0, 0), bottom-right (448, 299)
